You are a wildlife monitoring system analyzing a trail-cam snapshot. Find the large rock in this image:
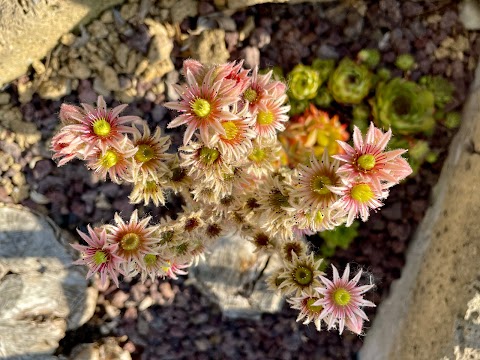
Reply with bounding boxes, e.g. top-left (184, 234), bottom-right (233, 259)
top-left (0, 0), bottom-right (125, 87)
top-left (0, 204), bottom-right (97, 358)
top-left (188, 233), bottom-right (284, 319)
top-left (359, 63), bottom-right (480, 359)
